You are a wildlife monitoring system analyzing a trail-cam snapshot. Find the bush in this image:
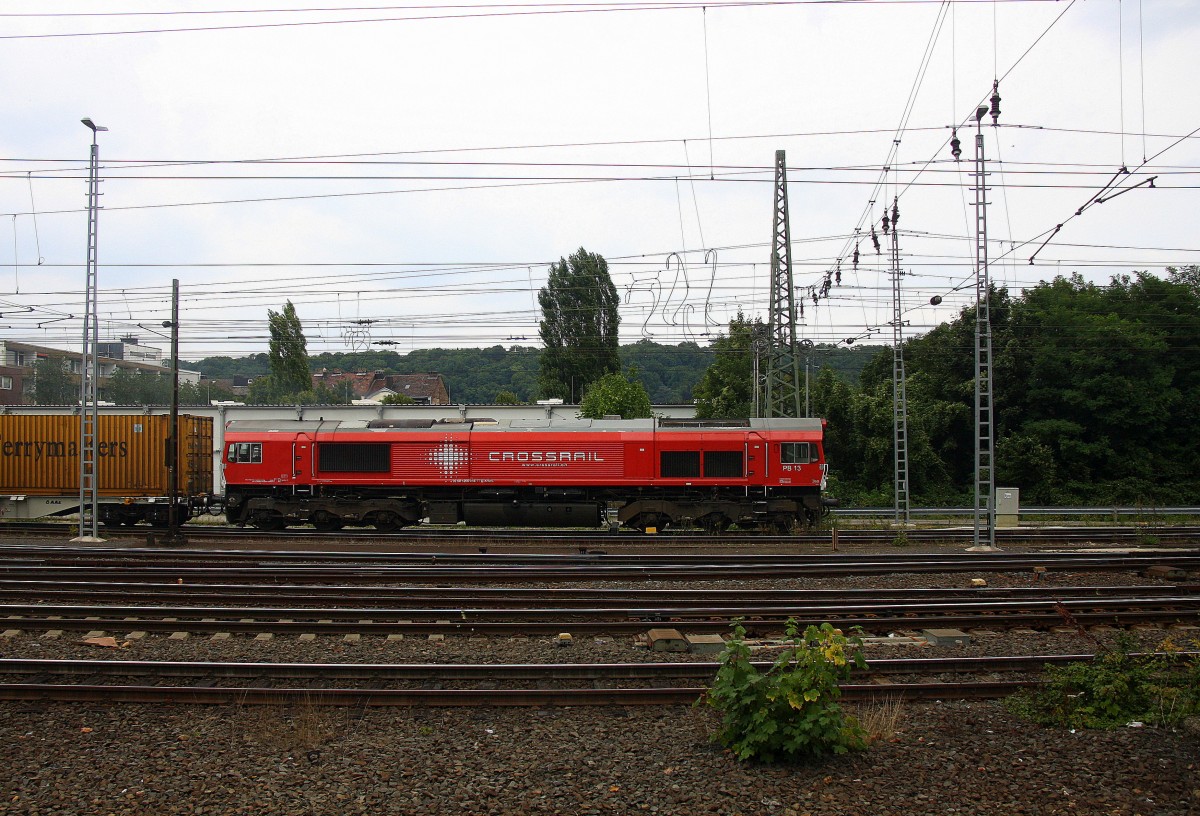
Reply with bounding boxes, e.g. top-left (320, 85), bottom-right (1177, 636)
top-left (1005, 634), bottom-right (1200, 729)
top-left (705, 620), bottom-right (868, 762)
